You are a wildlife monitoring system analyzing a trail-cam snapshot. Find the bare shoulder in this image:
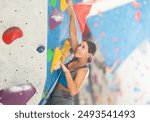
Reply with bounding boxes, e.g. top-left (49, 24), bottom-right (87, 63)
top-left (76, 67), bottom-right (89, 77)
